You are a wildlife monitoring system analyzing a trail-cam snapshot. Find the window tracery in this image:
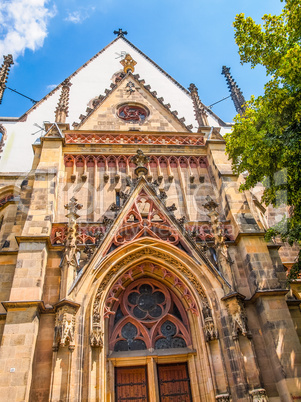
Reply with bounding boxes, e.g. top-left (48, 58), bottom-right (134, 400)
top-left (117, 103), bottom-right (149, 123)
top-left (109, 278), bottom-right (191, 352)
